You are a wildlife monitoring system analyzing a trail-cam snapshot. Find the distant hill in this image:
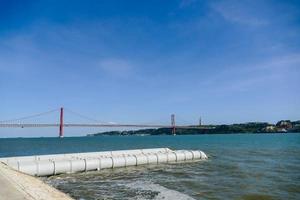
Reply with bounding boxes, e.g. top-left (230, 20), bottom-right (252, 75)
top-left (88, 120), bottom-right (300, 136)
